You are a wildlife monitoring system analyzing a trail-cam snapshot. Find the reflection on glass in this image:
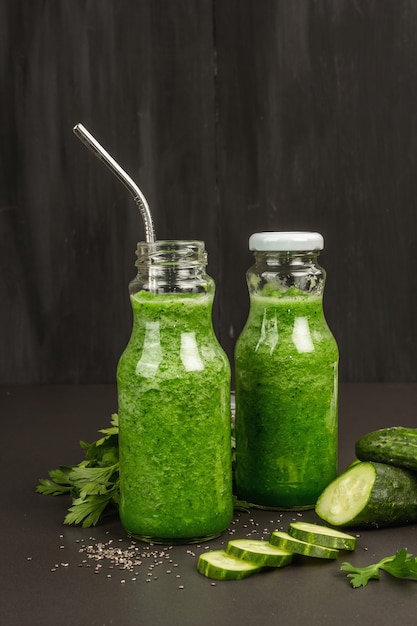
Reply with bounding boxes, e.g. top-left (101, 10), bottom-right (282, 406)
top-left (135, 321), bottom-right (162, 377)
top-left (255, 308), bottom-right (279, 354)
top-left (292, 316), bottom-right (314, 353)
top-left (180, 331), bottom-right (204, 372)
